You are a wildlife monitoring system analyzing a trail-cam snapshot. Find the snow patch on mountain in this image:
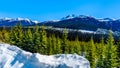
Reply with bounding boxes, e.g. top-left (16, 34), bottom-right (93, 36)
top-left (98, 18), bottom-right (115, 22)
top-left (0, 44), bottom-right (90, 68)
top-left (32, 20), bottom-right (39, 24)
top-left (16, 18), bottom-right (31, 22)
top-left (51, 20), bottom-right (60, 22)
top-left (4, 17), bottom-right (12, 21)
